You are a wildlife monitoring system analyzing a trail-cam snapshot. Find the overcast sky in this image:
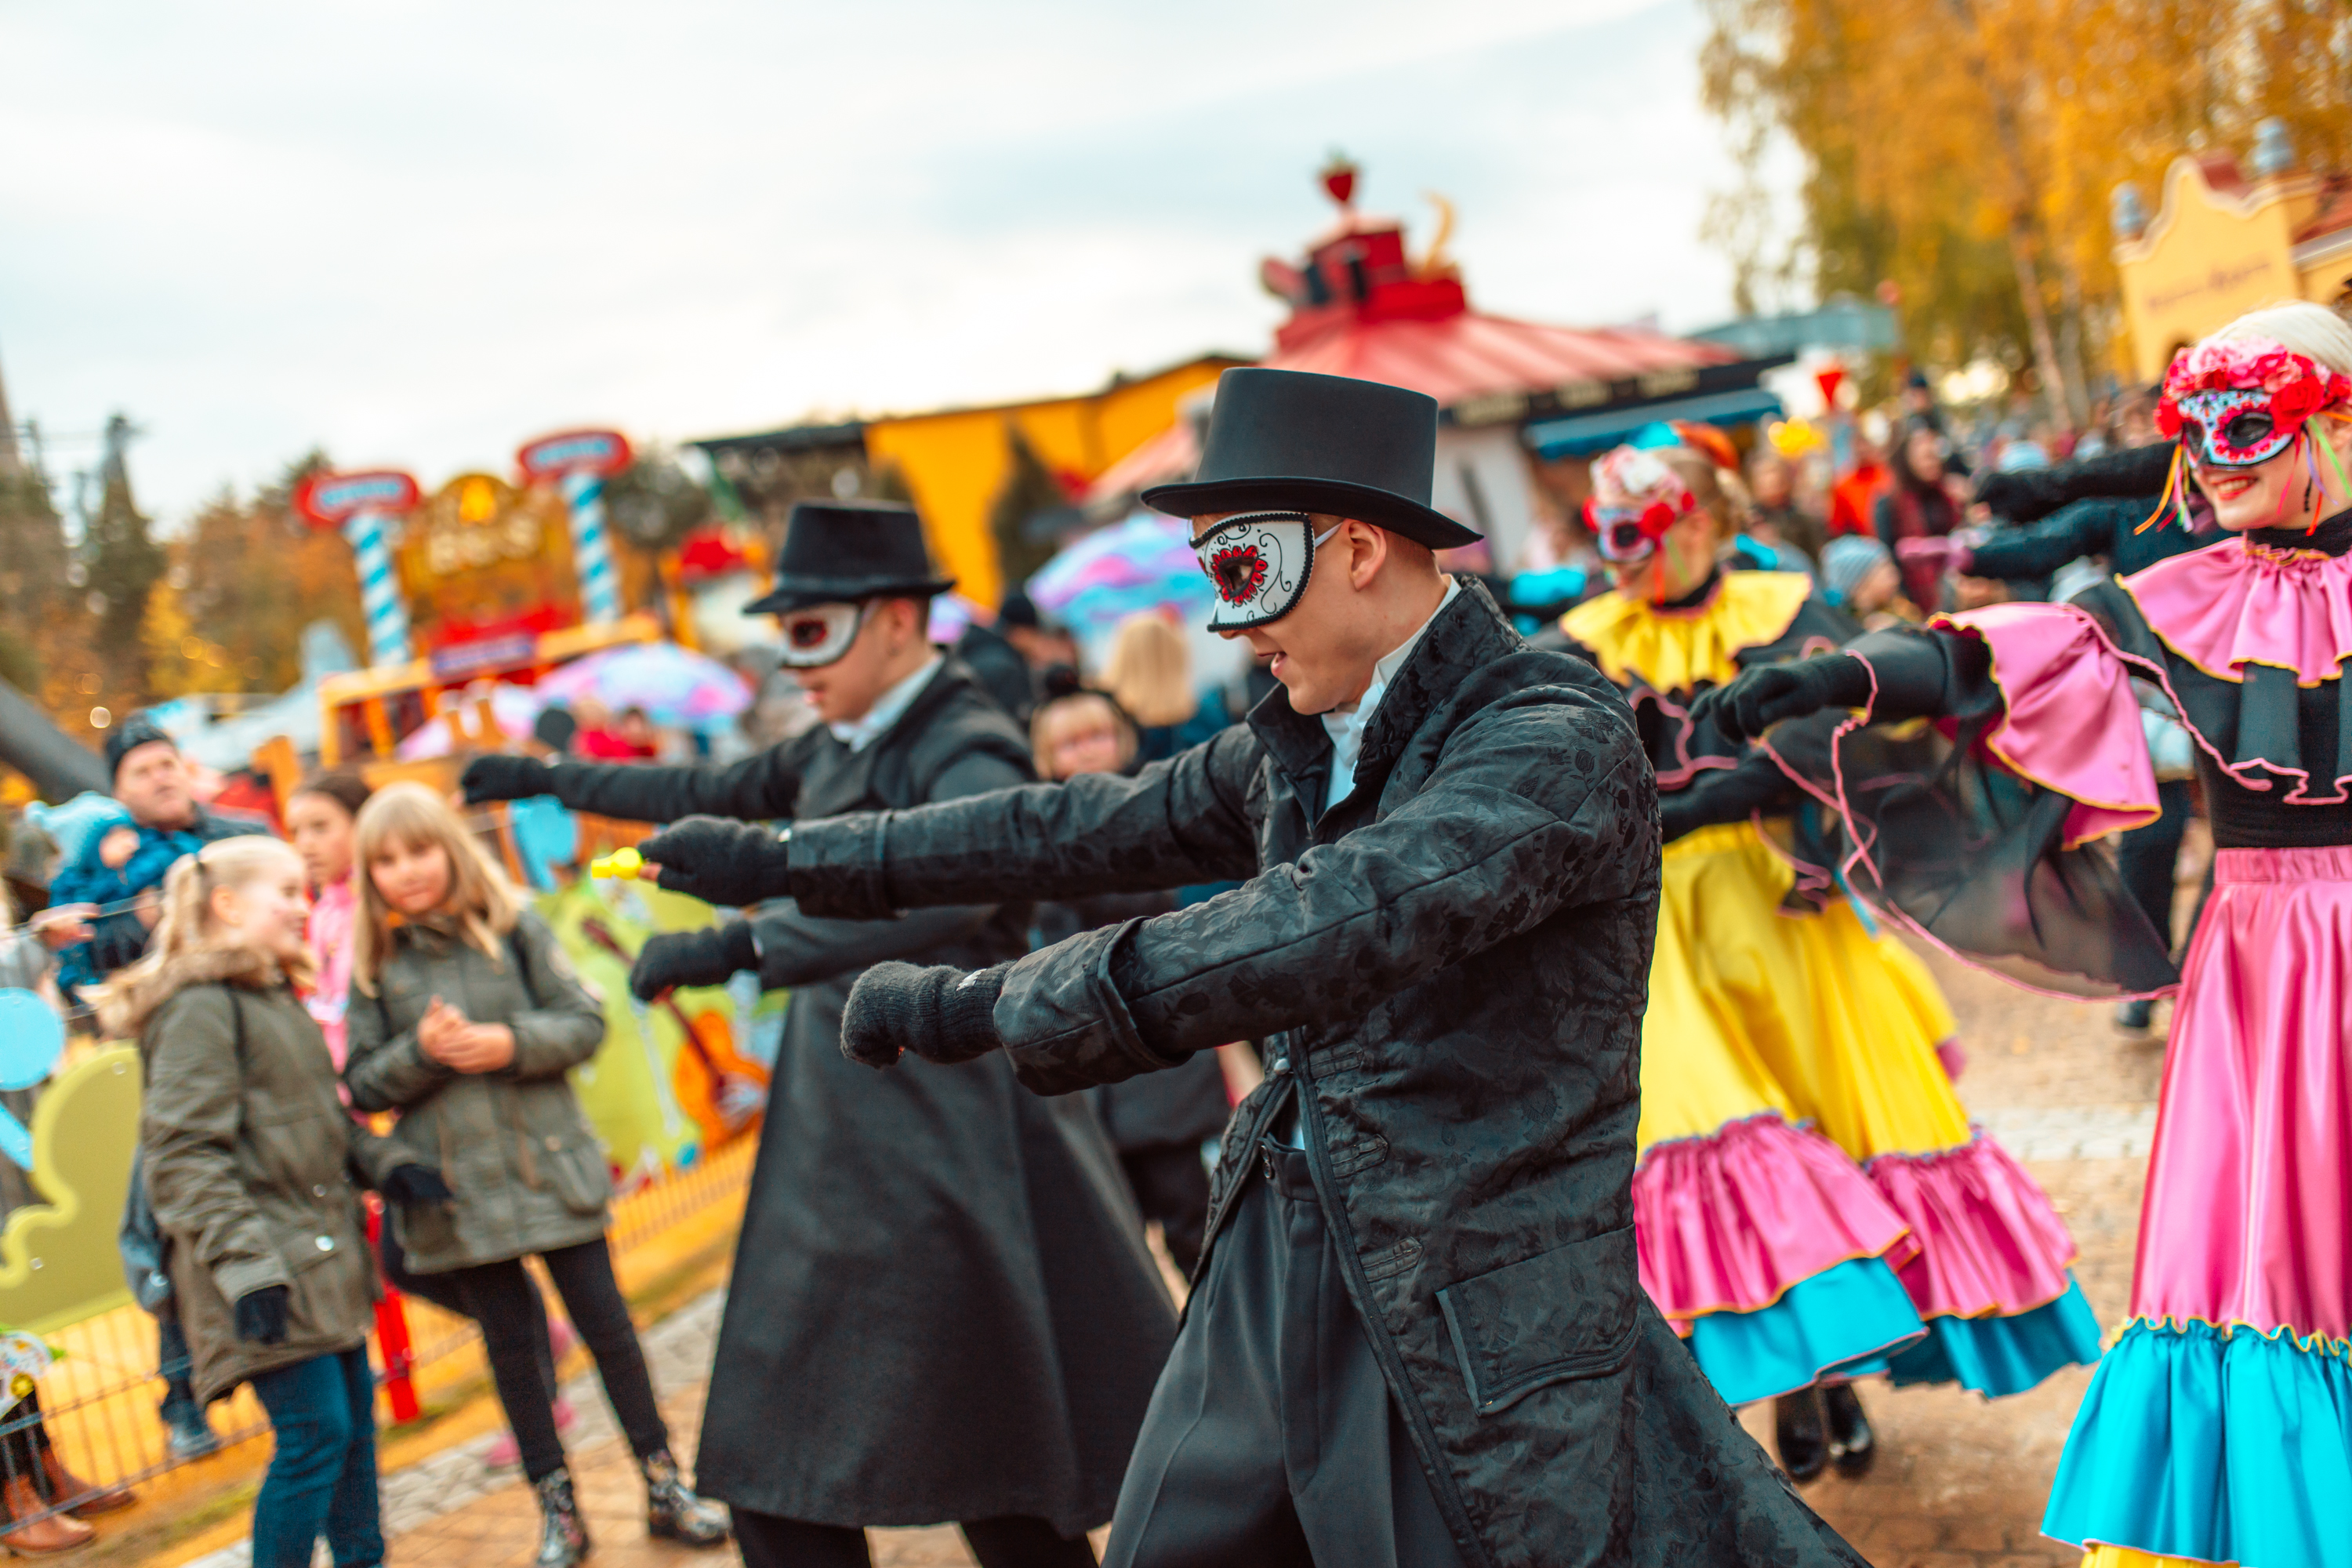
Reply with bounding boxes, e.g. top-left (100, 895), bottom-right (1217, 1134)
top-left (2, 0), bottom-right (1765, 531)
